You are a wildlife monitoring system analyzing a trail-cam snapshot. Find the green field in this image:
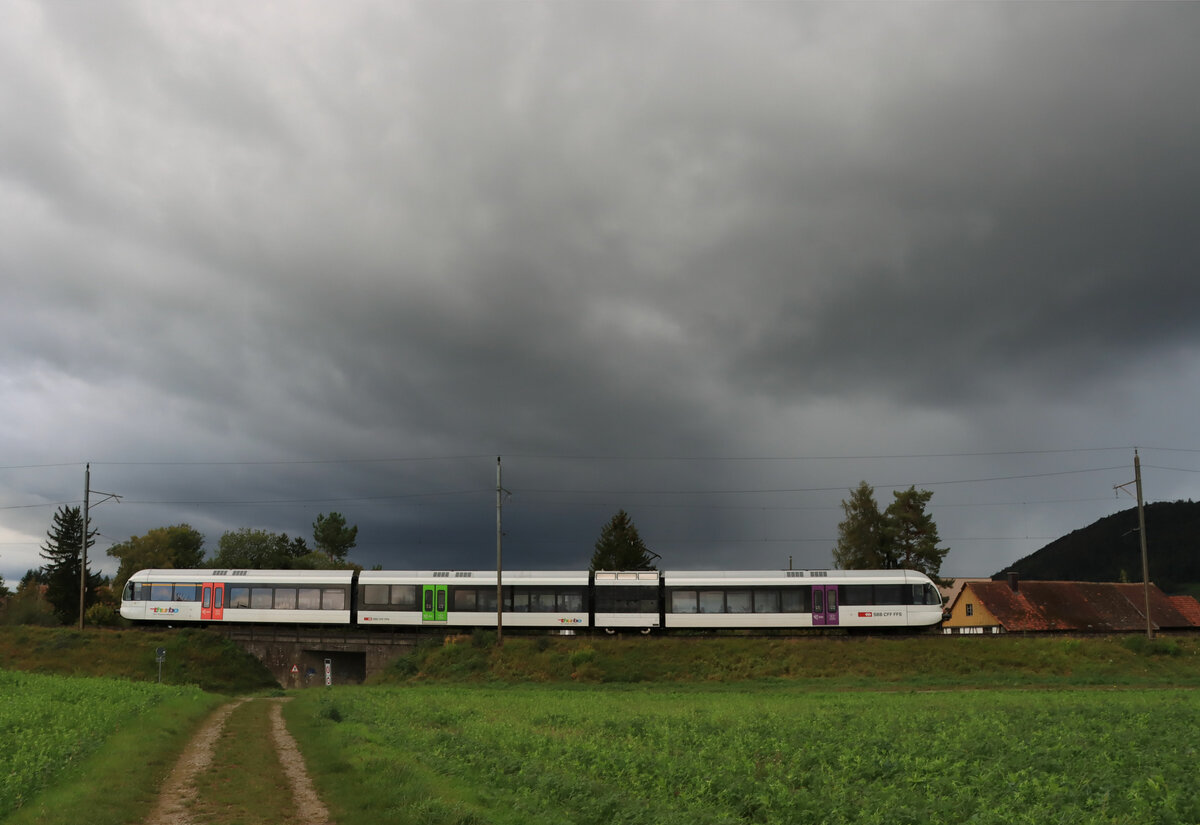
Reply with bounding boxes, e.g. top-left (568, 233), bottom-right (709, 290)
top-left (5, 628), bottom-right (1200, 825)
top-left (0, 669), bottom-right (221, 822)
top-left (288, 683), bottom-right (1200, 825)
